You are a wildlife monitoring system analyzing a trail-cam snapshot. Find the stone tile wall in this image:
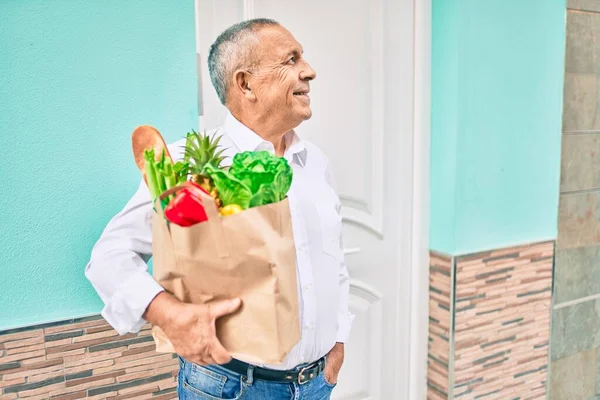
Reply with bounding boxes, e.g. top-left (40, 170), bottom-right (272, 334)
top-left (0, 316), bottom-right (178, 399)
top-left (551, 1), bottom-right (600, 398)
